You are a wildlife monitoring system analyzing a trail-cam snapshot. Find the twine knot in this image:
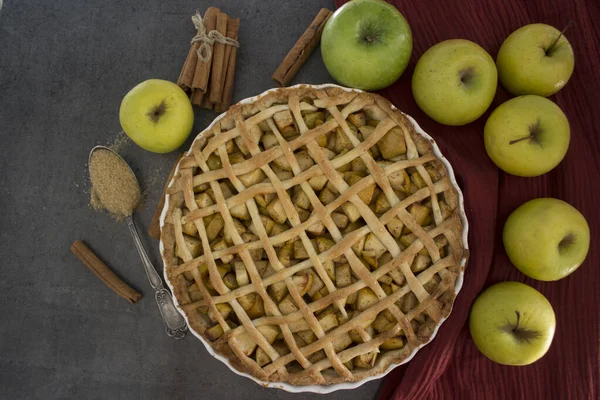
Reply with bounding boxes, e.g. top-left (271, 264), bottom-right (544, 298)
top-left (191, 11), bottom-right (239, 63)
